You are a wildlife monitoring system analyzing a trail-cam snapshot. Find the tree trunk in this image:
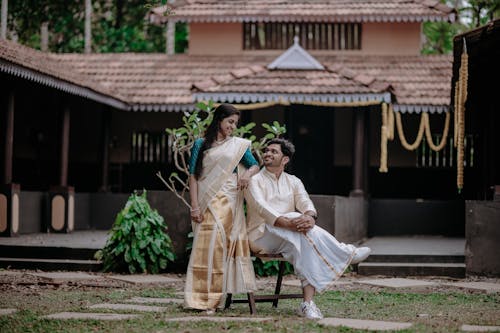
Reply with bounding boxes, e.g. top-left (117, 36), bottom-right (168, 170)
top-left (85, 0), bottom-right (92, 53)
top-left (115, 0), bottom-right (124, 29)
top-left (1, 0), bottom-right (7, 39)
top-left (41, 22), bottom-right (49, 52)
